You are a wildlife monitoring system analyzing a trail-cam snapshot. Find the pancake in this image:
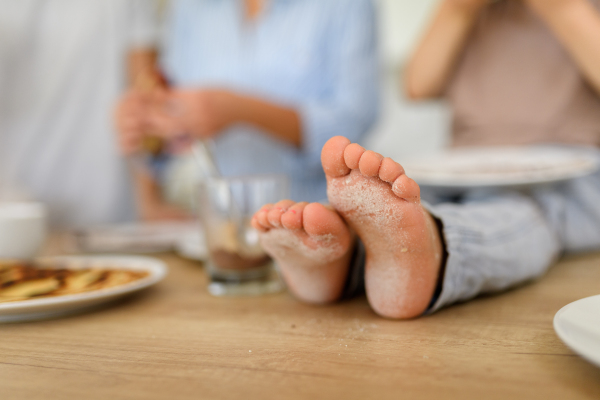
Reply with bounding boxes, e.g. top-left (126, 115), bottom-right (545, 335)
top-left (0, 261), bottom-right (149, 303)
